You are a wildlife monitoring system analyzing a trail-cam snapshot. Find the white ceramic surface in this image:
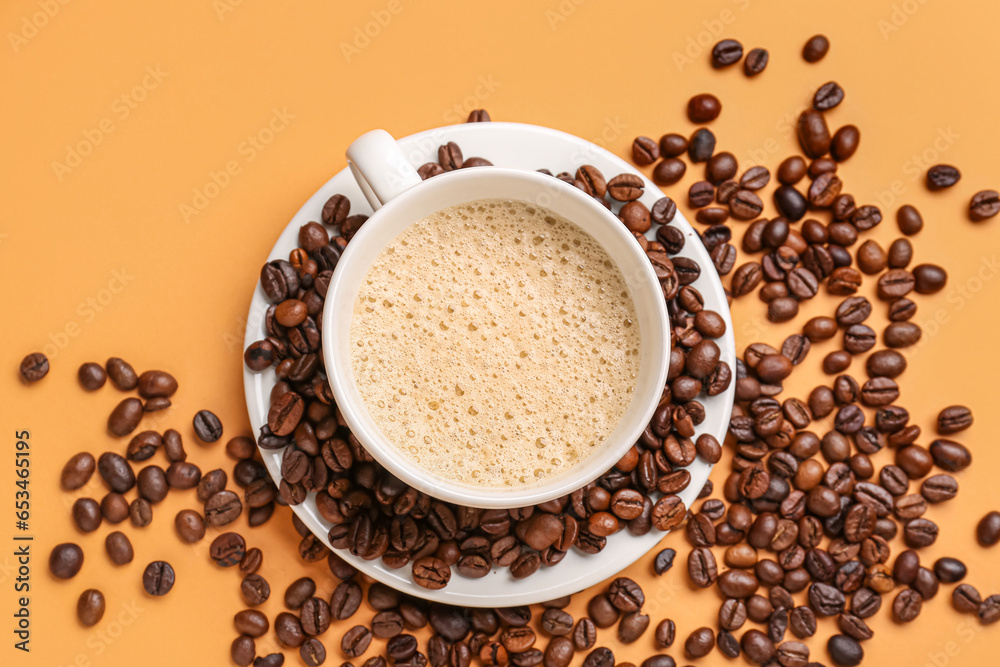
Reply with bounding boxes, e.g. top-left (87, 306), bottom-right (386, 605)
top-left (324, 130), bottom-right (670, 509)
top-left (243, 122), bottom-right (735, 606)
